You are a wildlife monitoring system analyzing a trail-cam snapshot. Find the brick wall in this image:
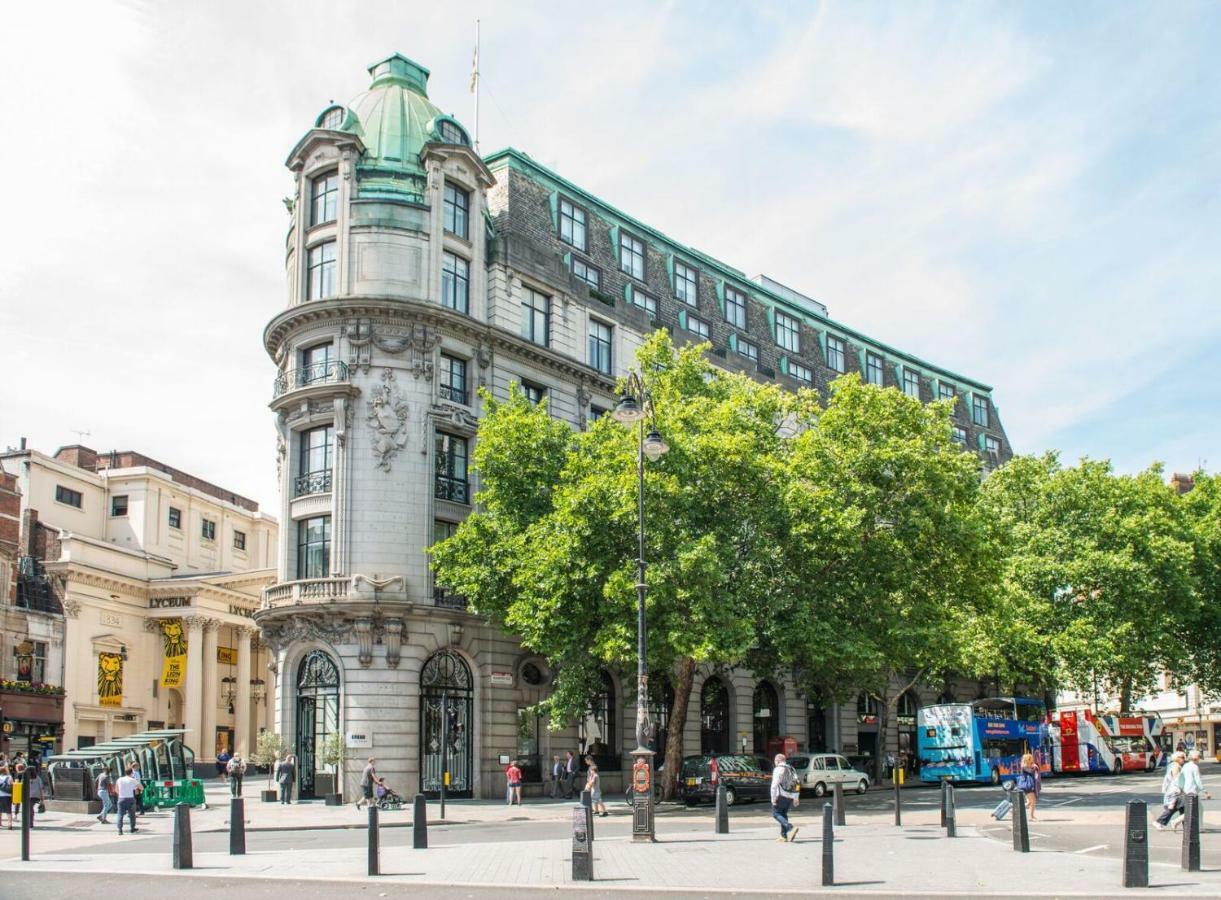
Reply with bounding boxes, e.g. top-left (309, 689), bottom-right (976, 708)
top-left (53, 445), bottom-right (259, 511)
